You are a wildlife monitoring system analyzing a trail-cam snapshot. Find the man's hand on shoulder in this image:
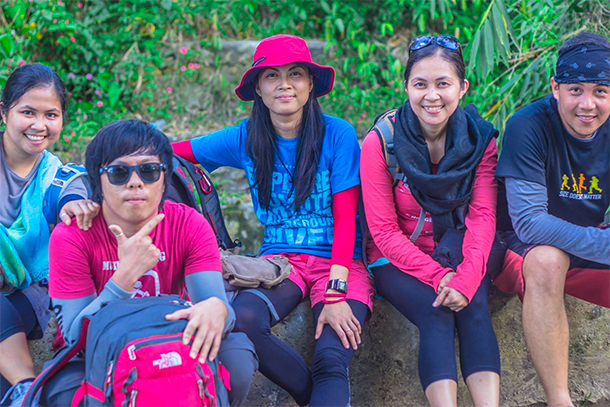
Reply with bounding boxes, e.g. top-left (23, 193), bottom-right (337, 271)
top-left (165, 297), bottom-right (228, 363)
top-left (108, 214), bottom-right (164, 291)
